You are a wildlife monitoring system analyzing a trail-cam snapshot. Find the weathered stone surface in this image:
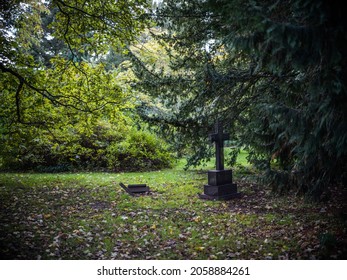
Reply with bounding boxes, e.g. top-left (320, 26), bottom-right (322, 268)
top-left (207, 170), bottom-right (233, 186)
